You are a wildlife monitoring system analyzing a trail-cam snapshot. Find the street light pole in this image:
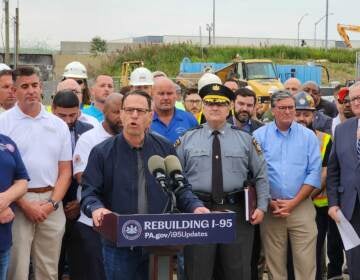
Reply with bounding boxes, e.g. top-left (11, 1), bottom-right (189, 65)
top-left (314, 13), bottom-right (333, 48)
top-left (325, 0), bottom-right (329, 49)
top-left (212, 0), bottom-right (215, 45)
top-left (206, 23), bottom-right (213, 45)
top-left (297, 13), bottom-right (309, 47)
